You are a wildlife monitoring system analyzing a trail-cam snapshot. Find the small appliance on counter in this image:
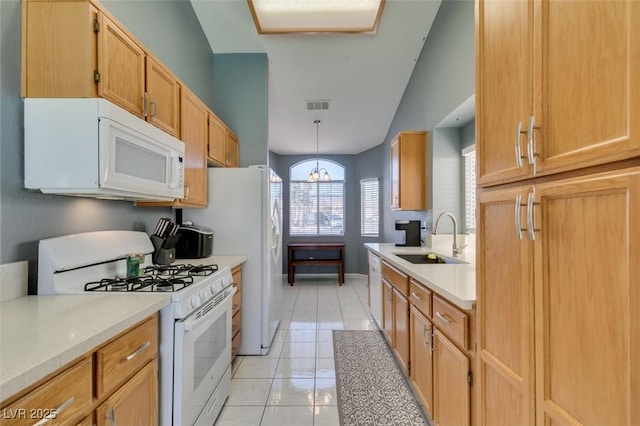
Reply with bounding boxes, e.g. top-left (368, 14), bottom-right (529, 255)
top-left (395, 220), bottom-right (422, 246)
top-left (175, 223), bottom-right (213, 259)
